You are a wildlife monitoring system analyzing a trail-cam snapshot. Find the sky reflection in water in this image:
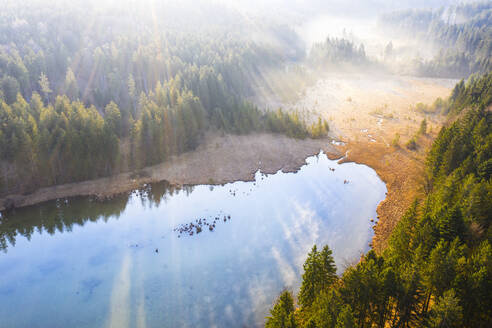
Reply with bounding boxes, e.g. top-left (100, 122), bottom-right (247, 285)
top-left (0, 151), bottom-right (386, 328)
